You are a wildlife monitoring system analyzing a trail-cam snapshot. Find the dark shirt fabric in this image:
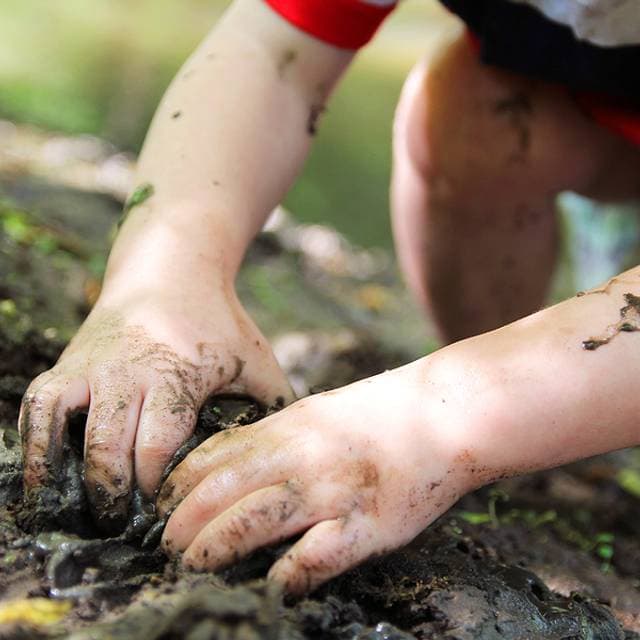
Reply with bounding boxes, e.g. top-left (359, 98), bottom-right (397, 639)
top-left (441, 0), bottom-right (640, 102)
